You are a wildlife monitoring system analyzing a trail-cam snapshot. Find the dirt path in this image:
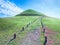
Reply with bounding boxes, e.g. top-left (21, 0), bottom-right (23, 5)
top-left (20, 28), bottom-right (41, 45)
